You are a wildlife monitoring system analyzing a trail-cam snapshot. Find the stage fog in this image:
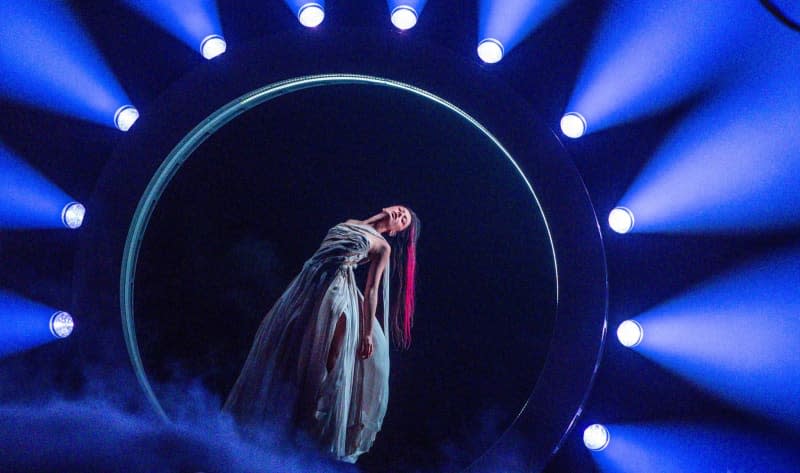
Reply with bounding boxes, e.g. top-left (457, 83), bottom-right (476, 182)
top-left (130, 83), bottom-right (557, 472)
